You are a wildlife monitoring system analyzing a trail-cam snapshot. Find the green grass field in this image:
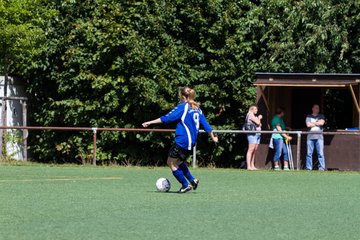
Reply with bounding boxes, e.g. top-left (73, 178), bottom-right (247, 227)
top-left (1, 164), bottom-right (360, 240)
